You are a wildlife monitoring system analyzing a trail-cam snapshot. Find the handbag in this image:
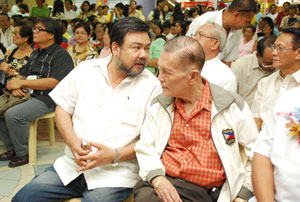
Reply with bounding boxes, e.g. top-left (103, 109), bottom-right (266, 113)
top-left (0, 88), bottom-right (31, 117)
